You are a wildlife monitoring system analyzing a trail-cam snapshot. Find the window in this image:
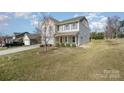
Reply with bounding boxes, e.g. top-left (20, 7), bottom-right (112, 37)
top-left (72, 36), bottom-right (75, 43)
top-left (59, 26), bottom-right (63, 31)
top-left (81, 36), bottom-right (83, 39)
top-left (60, 37), bottom-right (62, 43)
top-left (72, 23), bottom-right (78, 29)
top-left (65, 36), bottom-right (67, 42)
top-left (65, 24), bottom-right (70, 30)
